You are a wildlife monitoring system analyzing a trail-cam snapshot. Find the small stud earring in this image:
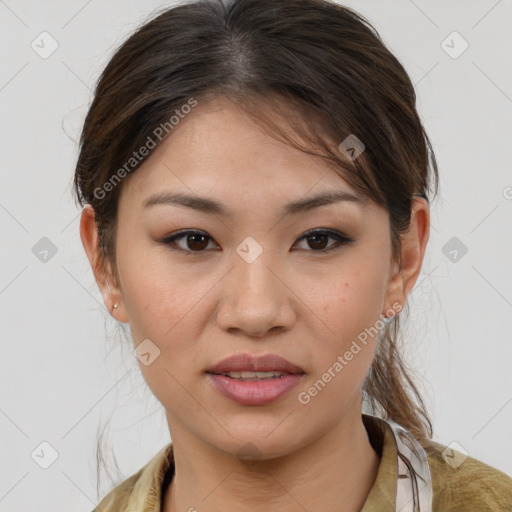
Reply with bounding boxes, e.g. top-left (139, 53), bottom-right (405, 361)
top-left (112, 303), bottom-right (119, 310)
